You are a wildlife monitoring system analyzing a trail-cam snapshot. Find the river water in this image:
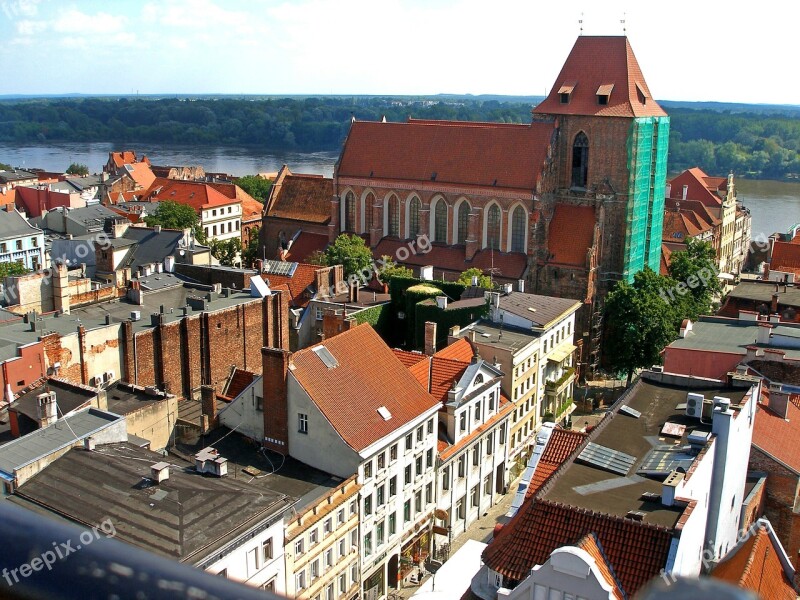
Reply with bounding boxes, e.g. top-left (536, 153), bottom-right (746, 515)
top-left (1, 141), bottom-right (798, 238)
